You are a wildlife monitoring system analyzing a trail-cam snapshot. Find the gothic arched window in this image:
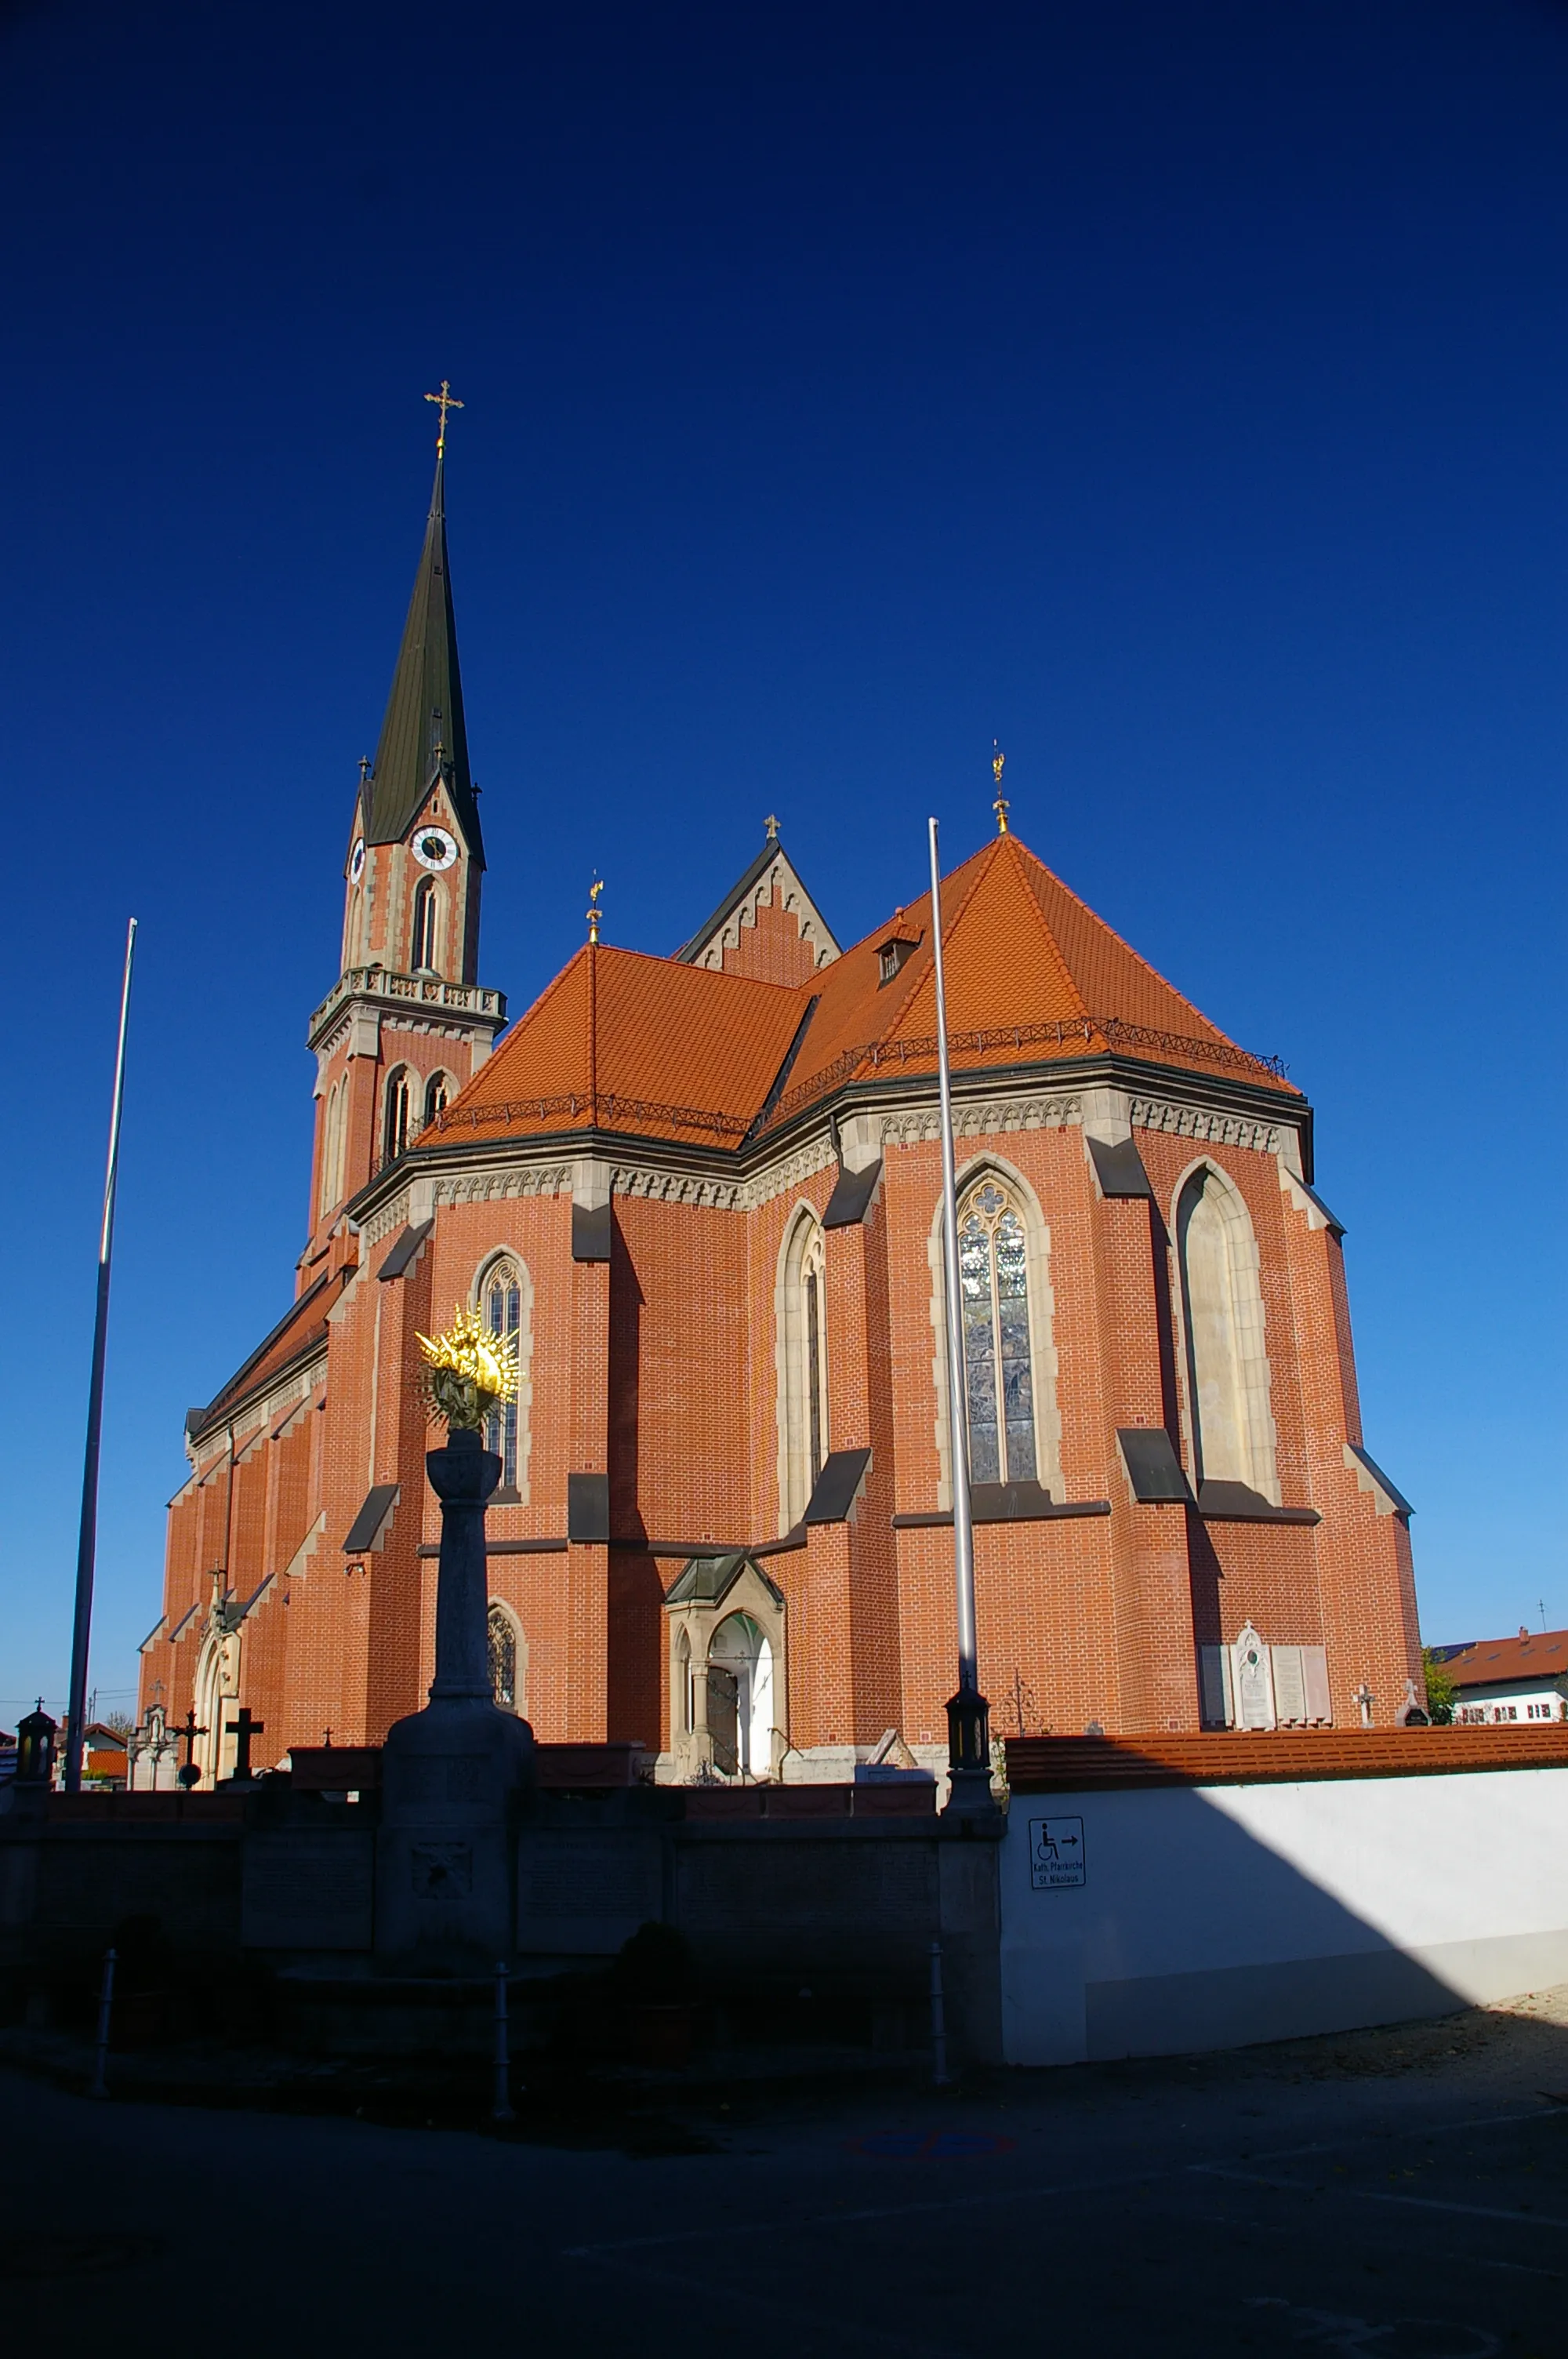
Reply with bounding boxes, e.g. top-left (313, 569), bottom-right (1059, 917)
top-left (423, 1070), bottom-right (451, 1129)
top-left (488, 1603), bottom-right (519, 1710)
top-left (383, 1068), bottom-right (412, 1164)
top-left (319, 1081), bottom-right (343, 1216)
top-left (958, 1180), bottom-right (1036, 1485)
top-left (481, 1256), bottom-right (522, 1489)
top-left (411, 877), bottom-right (439, 972)
top-left (1175, 1165), bottom-right (1279, 1503)
top-left (778, 1210), bottom-right (829, 1529)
